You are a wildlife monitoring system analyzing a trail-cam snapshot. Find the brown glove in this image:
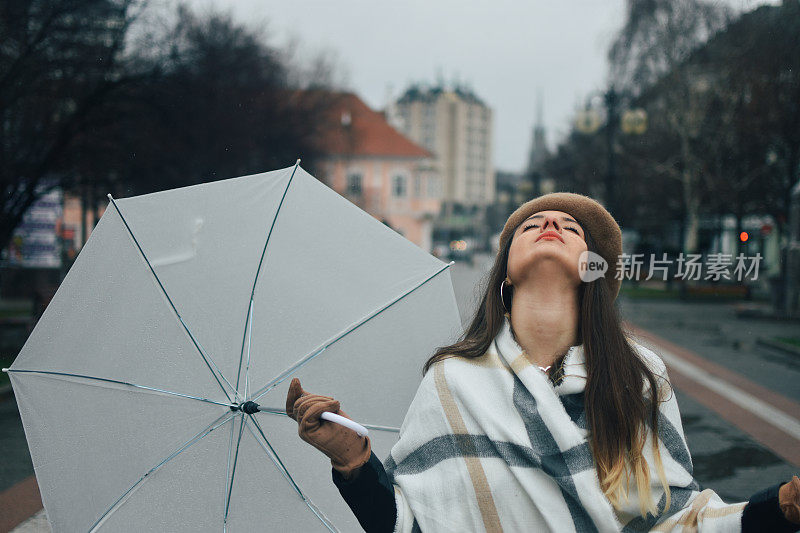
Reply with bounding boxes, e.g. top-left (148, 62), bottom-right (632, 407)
top-left (779, 475), bottom-right (800, 524)
top-left (285, 377), bottom-right (371, 478)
